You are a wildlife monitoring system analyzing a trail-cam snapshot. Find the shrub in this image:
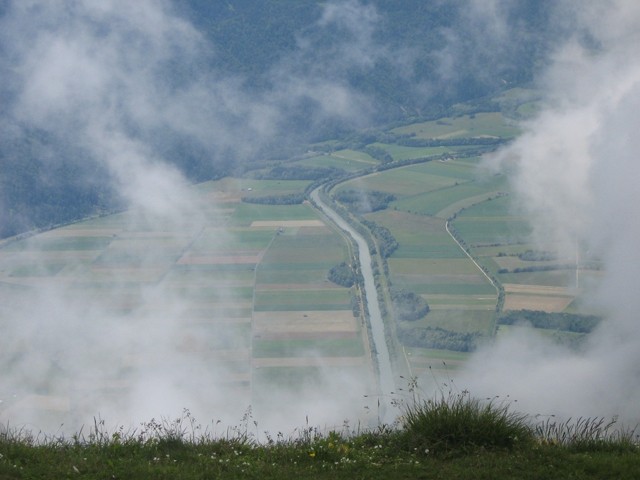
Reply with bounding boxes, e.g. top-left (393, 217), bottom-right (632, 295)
top-left (328, 262), bottom-right (356, 287)
top-left (390, 288), bottom-right (429, 321)
top-left (534, 416), bottom-right (638, 452)
top-left (334, 189), bottom-right (396, 213)
top-left (397, 391), bottom-right (533, 455)
top-left (241, 193), bottom-right (305, 205)
top-left (396, 326), bottom-right (479, 352)
top-left (497, 310), bottom-right (601, 334)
